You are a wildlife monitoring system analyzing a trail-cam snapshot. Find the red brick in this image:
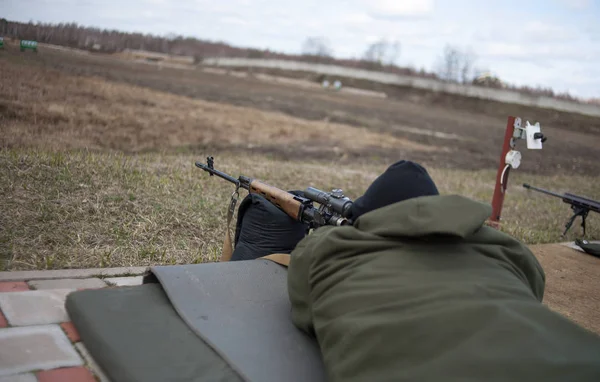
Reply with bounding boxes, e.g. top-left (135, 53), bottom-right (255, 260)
top-left (37, 367), bottom-right (96, 382)
top-left (0, 309), bottom-right (7, 328)
top-left (0, 281), bottom-right (30, 292)
top-left (60, 322), bottom-right (81, 343)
